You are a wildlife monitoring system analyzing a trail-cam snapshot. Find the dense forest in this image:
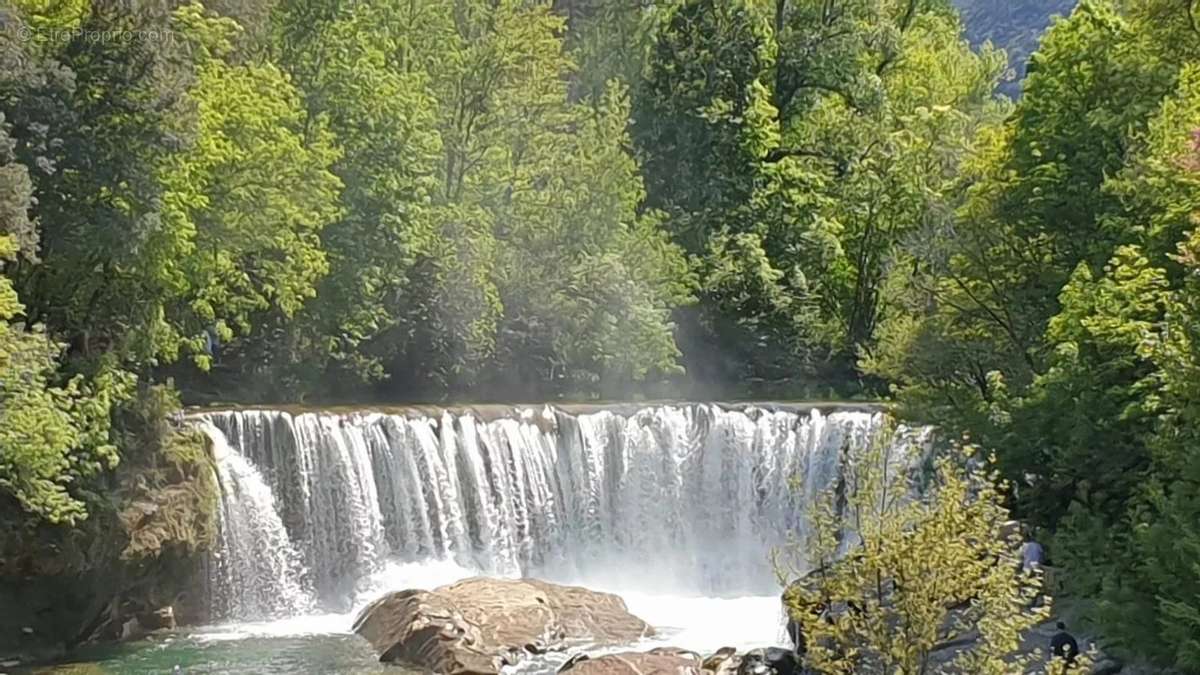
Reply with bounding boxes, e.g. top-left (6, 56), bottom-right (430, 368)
top-left (3, 0), bottom-right (1200, 670)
